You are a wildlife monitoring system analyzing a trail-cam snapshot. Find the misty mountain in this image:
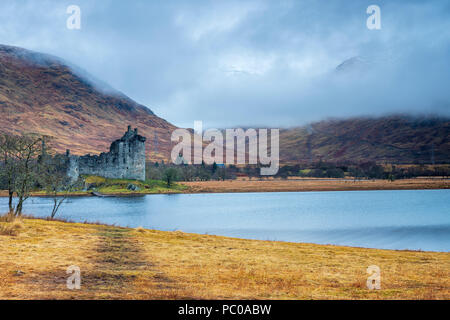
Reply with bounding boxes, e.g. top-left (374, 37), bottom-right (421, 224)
top-left (0, 45), bottom-right (448, 165)
top-left (279, 116), bottom-right (450, 164)
top-left (0, 44), bottom-right (176, 161)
